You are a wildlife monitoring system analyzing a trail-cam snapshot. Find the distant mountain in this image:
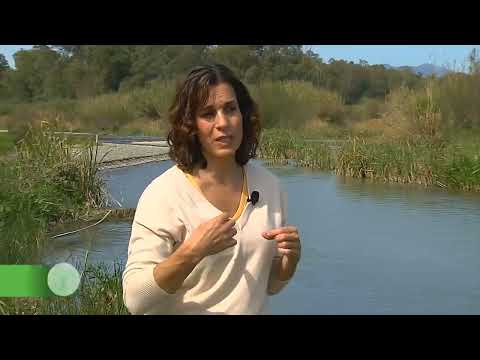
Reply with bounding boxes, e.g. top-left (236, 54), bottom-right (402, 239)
top-left (382, 63), bottom-right (450, 77)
